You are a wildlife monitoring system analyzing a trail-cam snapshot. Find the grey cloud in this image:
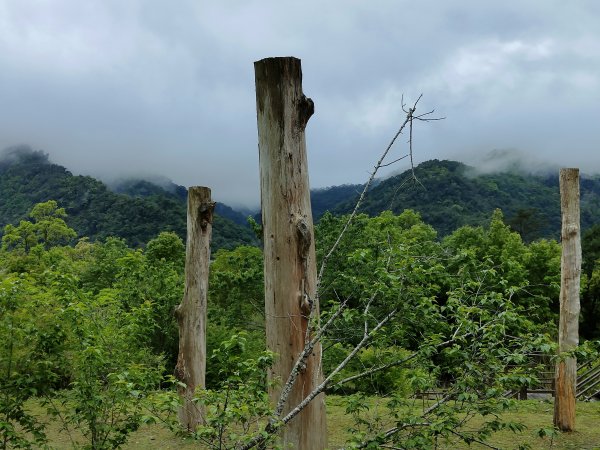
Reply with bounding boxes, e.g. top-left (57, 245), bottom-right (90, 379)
top-left (1, 1), bottom-right (599, 207)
